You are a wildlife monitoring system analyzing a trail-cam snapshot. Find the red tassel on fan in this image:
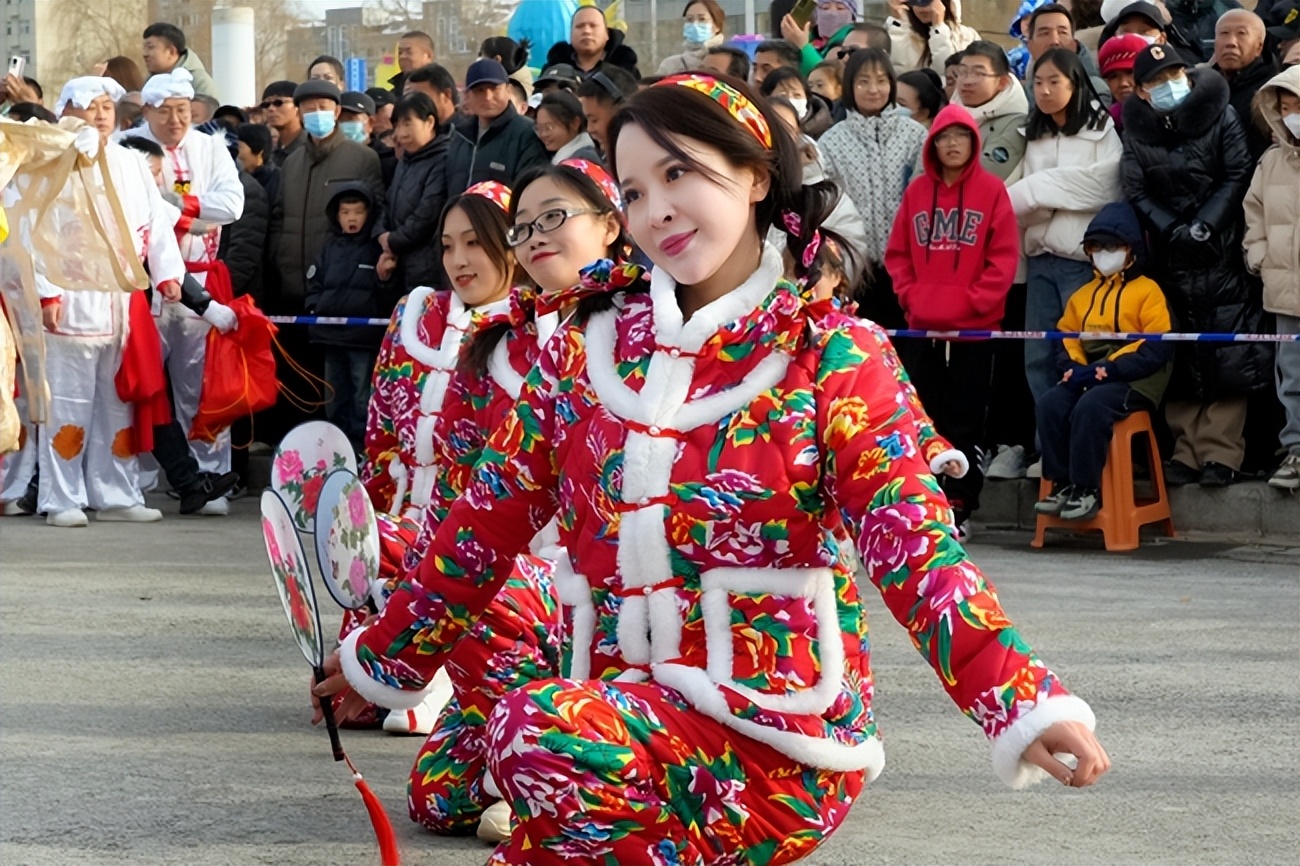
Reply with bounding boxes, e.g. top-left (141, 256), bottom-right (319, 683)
top-left (346, 754), bottom-right (400, 866)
